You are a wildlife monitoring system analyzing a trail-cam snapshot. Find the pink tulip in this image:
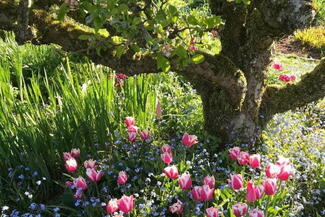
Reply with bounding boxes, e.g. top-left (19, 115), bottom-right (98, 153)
top-left (256, 185), bottom-right (264, 199)
top-left (191, 186), bottom-right (203, 201)
top-left (106, 199), bottom-right (119, 214)
top-left (206, 207), bottom-right (219, 217)
top-left (84, 159), bottom-right (97, 169)
top-left (163, 165), bottom-right (179, 179)
top-left (229, 174), bottom-right (243, 190)
top-left (179, 172), bottom-right (192, 190)
top-left (86, 168), bottom-right (103, 182)
top-left (232, 202), bottom-right (248, 217)
top-left (124, 116), bottom-right (135, 127)
top-left (249, 209), bottom-right (264, 217)
top-left (117, 171), bottom-right (128, 185)
top-left (237, 152), bottom-right (250, 165)
top-left (128, 132), bottom-right (137, 142)
top-left (140, 130), bottom-right (150, 141)
top-left (276, 156), bottom-right (290, 166)
top-left (73, 177), bottom-right (87, 190)
top-left (229, 147), bottom-right (241, 160)
top-left (116, 73), bottom-right (128, 80)
top-left (127, 125), bottom-right (138, 133)
top-left (203, 175), bottom-right (215, 189)
top-left (161, 144), bottom-right (172, 153)
top-left (263, 179), bottom-right (277, 195)
top-left (63, 152), bottom-right (72, 161)
top-left (279, 74), bottom-right (291, 82)
top-left (289, 75), bottom-right (296, 81)
top-left (188, 45), bottom-right (198, 51)
top-left (70, 148), bottom-right (80, 158)
top-left (246, 181), bottom-right (257, 202)
top-left (169, 200), bottom-right (184, 214)
top-left (277, 164), bottom-right (293, 181)
top-left (118, 195), bottom-right (134, 213)
top-left (73, 188), bottom-right (83, 199)
top-left (182, 132), bottom-right (198, 147)
top-left (161, 152), bottom-right (173, 164)
top-left (65, 157), bottom-right (78, 173)
top-left (201, 185), bottom-right (214, 201)
top-left (265, 163), bottom-right (281, 178)
top-left (249, 154), bottom-right (261, 169)
top-left (273, 63), bottom-right (283, 71)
